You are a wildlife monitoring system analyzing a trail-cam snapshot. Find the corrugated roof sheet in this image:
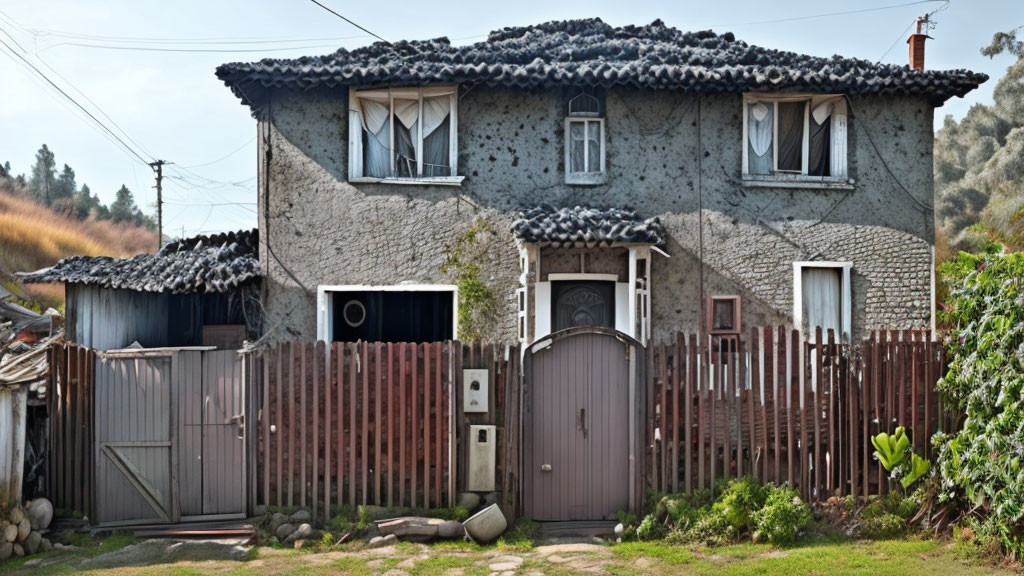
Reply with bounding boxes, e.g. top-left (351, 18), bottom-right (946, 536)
top-left (512, 205), bottom-right (664, 247)
top-left (17, 229), bottom-right (260, 294)
top-left (216, 18), bottom-right (985, 109)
